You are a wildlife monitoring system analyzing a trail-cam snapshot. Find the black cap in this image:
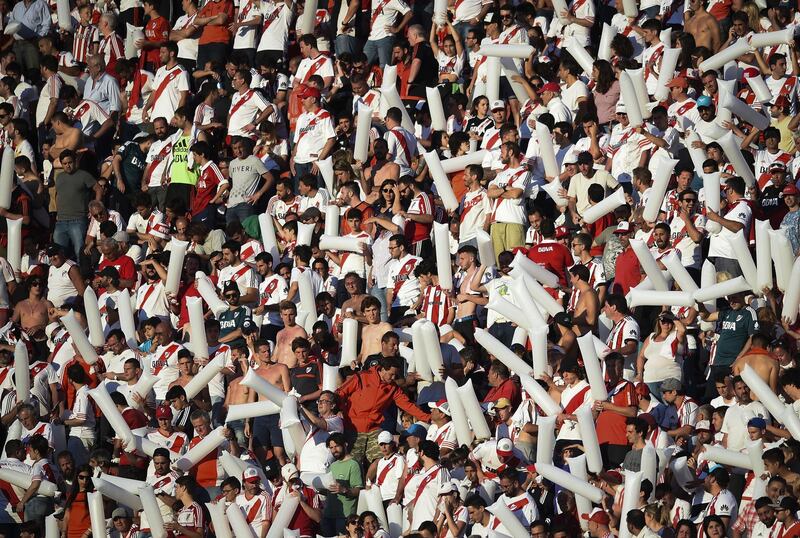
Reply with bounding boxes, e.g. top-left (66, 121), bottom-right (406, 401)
top-left (554, 312), bottom-right (573, 328)
top-left (223, 281), bottom-right (239, 294)
top-left (46, 245), bottom-right (64, 257)
top-left (263, 460), bottom-right (280, 479)
top-left (242, 319), bottom-right (257, 335)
